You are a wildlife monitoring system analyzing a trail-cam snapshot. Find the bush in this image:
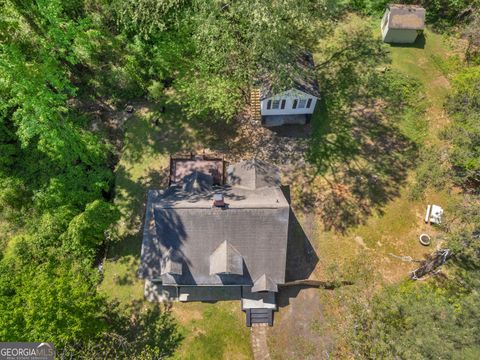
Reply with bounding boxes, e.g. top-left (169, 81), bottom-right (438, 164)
top-left (351, 280), bottom-right (480, 359)
top-left (444, 66), bottom-right (480, 188)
